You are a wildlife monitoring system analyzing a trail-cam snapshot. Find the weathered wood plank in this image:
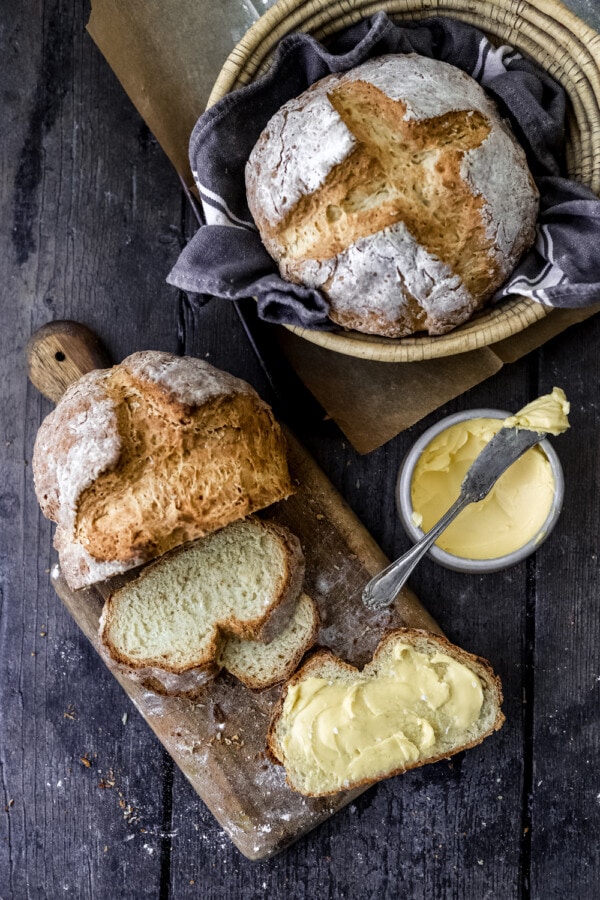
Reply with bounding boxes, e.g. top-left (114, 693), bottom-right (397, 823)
top-left (0, 1), bottom-right (181, 896)
top-left (529, 317), bottom-right (600, 899)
